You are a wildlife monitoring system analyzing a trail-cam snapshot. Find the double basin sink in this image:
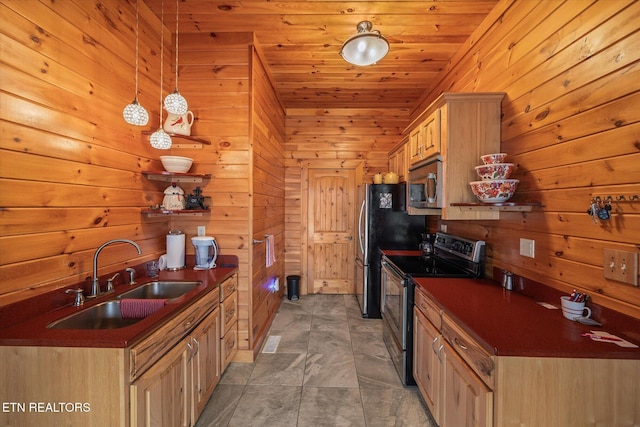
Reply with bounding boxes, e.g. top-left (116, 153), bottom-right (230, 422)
top-left (47, 281), bottom-right (201, 330)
